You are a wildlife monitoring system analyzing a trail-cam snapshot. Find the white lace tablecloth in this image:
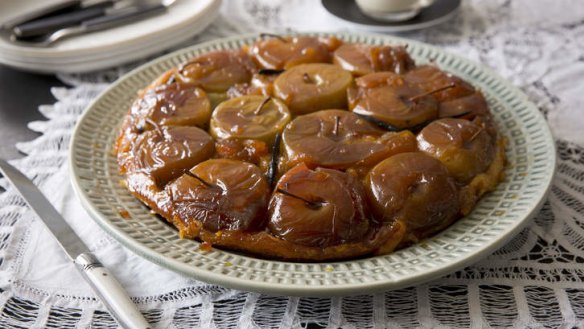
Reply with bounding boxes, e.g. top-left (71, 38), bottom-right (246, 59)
top-left (1, 0), bottom-right (584, 328)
